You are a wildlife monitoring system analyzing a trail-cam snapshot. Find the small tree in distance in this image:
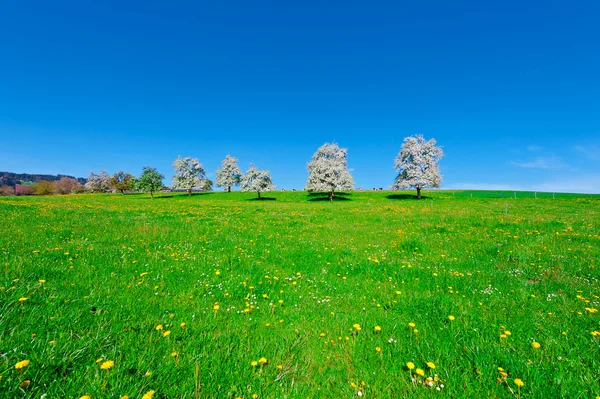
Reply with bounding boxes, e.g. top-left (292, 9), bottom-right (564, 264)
top-left (172, 156), bottom-right (206, 195)
top-left (110, 171), bottom-right (134, 195)
top-left (215, 155), bottom-right (242, 192)
top-left (392, 134), bottom-right (444, 199)
top-left (241, 164), bottom-right (275, 200)
top-left (305, 143), bottom-right (354, 201)
top-left (137, 167), bottom-right (164, 199)
top-left (55, 177), bottom-right (83, 194)
top-left (85, 171), bottom-right (112, 193)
